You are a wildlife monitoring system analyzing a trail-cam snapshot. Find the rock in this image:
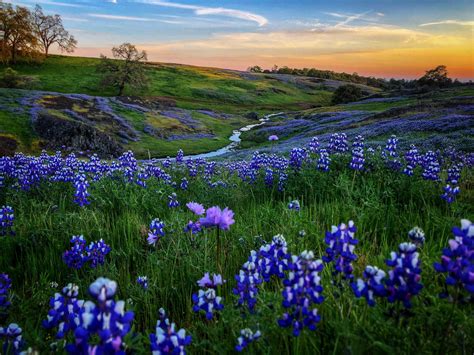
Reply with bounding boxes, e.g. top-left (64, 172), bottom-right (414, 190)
top-left (0, 136), bottom-right (18, 156)
top-left (33, 112), bottom-right (124, 158)
top-left (245, 112), bottom-right (259, 120)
